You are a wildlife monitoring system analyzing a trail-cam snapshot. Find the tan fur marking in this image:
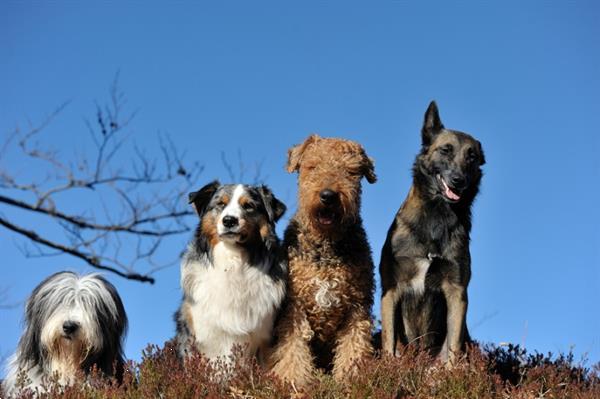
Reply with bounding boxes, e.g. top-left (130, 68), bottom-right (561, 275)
top-left (201, 214), bottom-right (220, 247)
top-left (259, 219), bottom-right (270, 241)
top-left (238, 195), bottom-right (251, 207)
